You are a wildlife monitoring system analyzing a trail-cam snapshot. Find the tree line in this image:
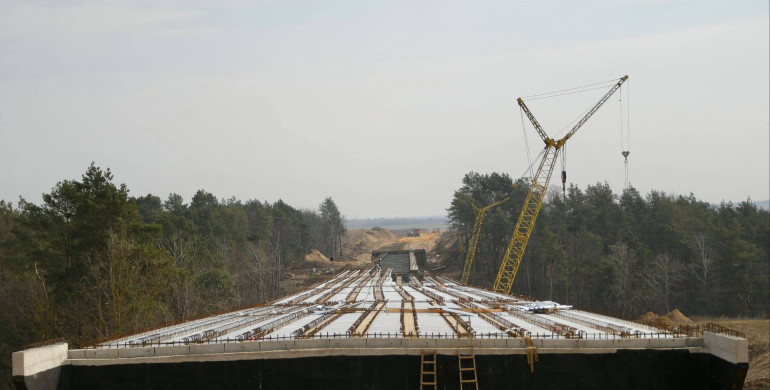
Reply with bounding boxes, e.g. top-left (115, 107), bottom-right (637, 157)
top-left (1, 165), bottom-right (766, 386)
top-left (448, 172), bottom-right (769, 319)
top-left (0, 164), bottom-right (345, 386)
